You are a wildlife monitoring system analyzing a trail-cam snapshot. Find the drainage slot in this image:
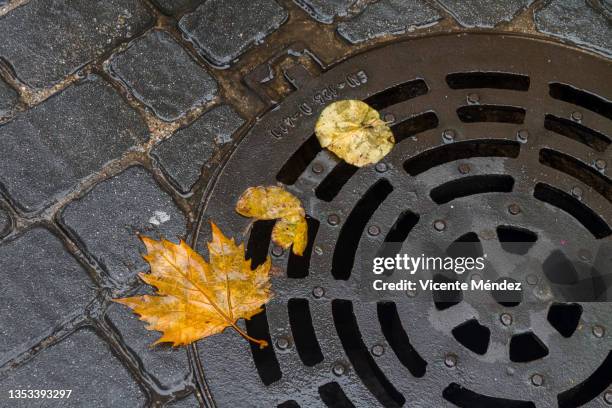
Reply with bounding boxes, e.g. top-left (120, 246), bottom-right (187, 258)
top-left (365, 79), bottom-right (428, 110)
top-left (277, 135), bottom-right (322, 185)
top-left (377, 302), bottom-right (427, 377)
top-left (247, 220), bottom-right (275, 268)
top-left (457, 105), bottom-right (526, 124)
top-left (278, 401), bottom-right (300, 408)
top-left (404, 140), bottom-right (520, 176)
top-left (446, 72), bottom-right (530, 91)
top-left (332, 300), bottom-right (405, 407)
top-left (385, 211), bottom-right (420, 243)
top-left (244, 306), bottom-right (282, 385)
top-left (491, 277), bottom-right (523, 307)
top-left (287, 216), bottom-right (320, 278)
top-left (433, 273), bottom-right (463, 310)
top-left (509, 332), bottom-right (549, 362)
top-left (543, 250), bottom-right (579, 285)
top-left (534, 183), bottom-right (611, 239)
top-left (288, 298), bottom-right (324, 366)
top-left (319, 382), bottom-right (356, 408)
top-left (547, 302), bottom-right (582, 338)
top-left (539, 149), bottom-right (611, 202)
top-left (332, 179), bottom-right (393, 280)
top-left (430, 175), bottom-right (514, 204)
top-left (558, 351), bottom-right (612, 407)
top-left (391, 111), bottom-right (439, 143)
top-left (452, 319), bottom-right (490, 355)
top-left (443, 383), bottom-right (536, 408)
top-left (549, 83), bottom-right (612, 120)
top-left (497, 226), bottom-right (538, 255)
top-left (544, 115), bottom-right (610, 152)
top-left (315, 162), bottom-right (359, 202)
top-left (446, 232), bottom-right (483, 259)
